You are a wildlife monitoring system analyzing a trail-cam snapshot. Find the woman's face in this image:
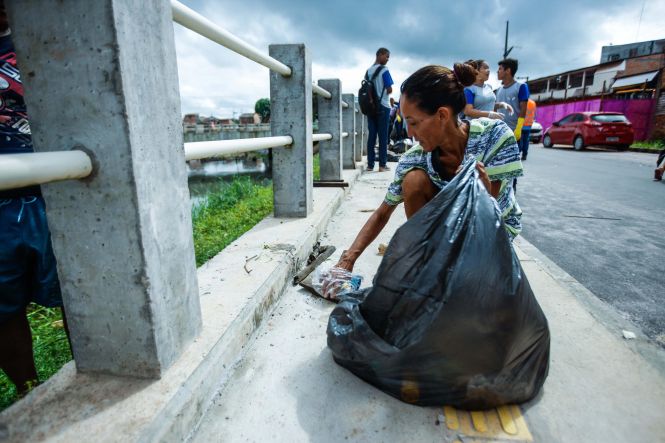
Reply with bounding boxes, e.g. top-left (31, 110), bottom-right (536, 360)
top-left (477, 62), bottom-right (490, 82)
top-left (401, 96), bottom-right (446, 152)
